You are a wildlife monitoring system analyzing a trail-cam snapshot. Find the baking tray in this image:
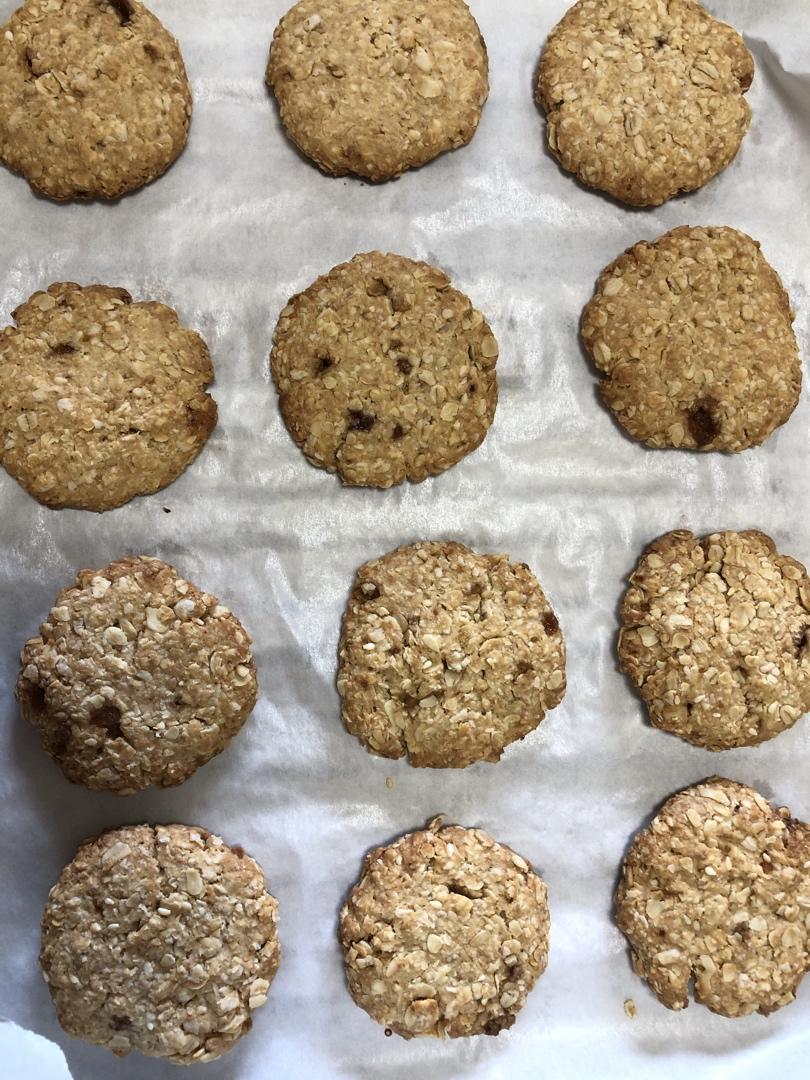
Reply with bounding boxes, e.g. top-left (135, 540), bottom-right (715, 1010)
top-left (0, 2), bottom-right (808, 1077)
